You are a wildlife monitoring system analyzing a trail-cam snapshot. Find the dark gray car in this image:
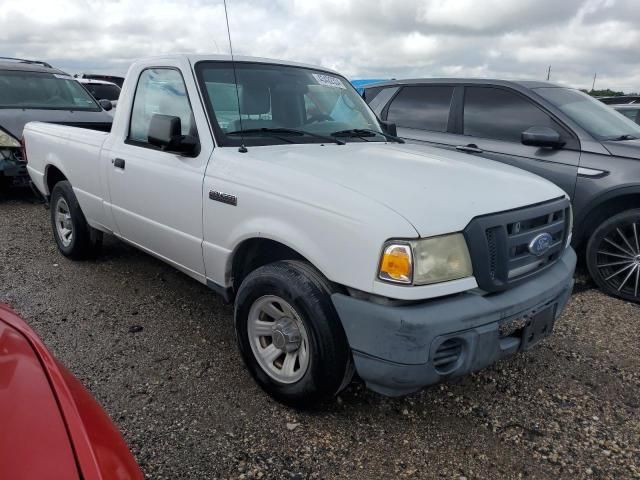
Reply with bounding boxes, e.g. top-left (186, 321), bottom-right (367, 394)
top-left (0, 59), bottom-right (113, 191)
top-left (364, 79), bottom-right (640, 303)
